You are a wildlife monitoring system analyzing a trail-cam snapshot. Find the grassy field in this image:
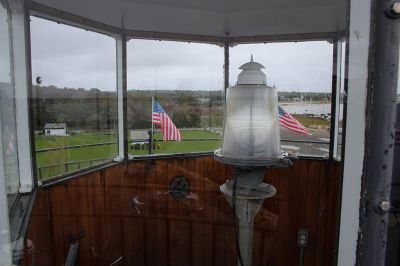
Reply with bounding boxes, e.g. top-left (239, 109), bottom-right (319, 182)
top-left (129, 130), bottom-right (221, 155)
top-left (35, 130), bottom-right (221, 180)
top-left (35, 133), bottom-right (118, 180)
top-left (35, 119), bottom-right (329, 180)
top-left (35, 133), bottom-right (116, 149)
top-left (293, 116), bottom-right (330, 128)
top-left (36, 145), bottom-right (118, 179)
